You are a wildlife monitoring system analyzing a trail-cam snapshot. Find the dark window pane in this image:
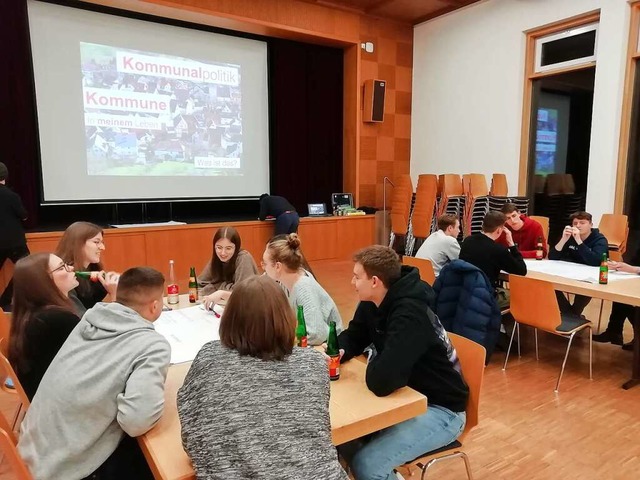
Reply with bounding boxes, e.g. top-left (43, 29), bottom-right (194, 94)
top-left (541, 30), bottom-right (596, 66)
